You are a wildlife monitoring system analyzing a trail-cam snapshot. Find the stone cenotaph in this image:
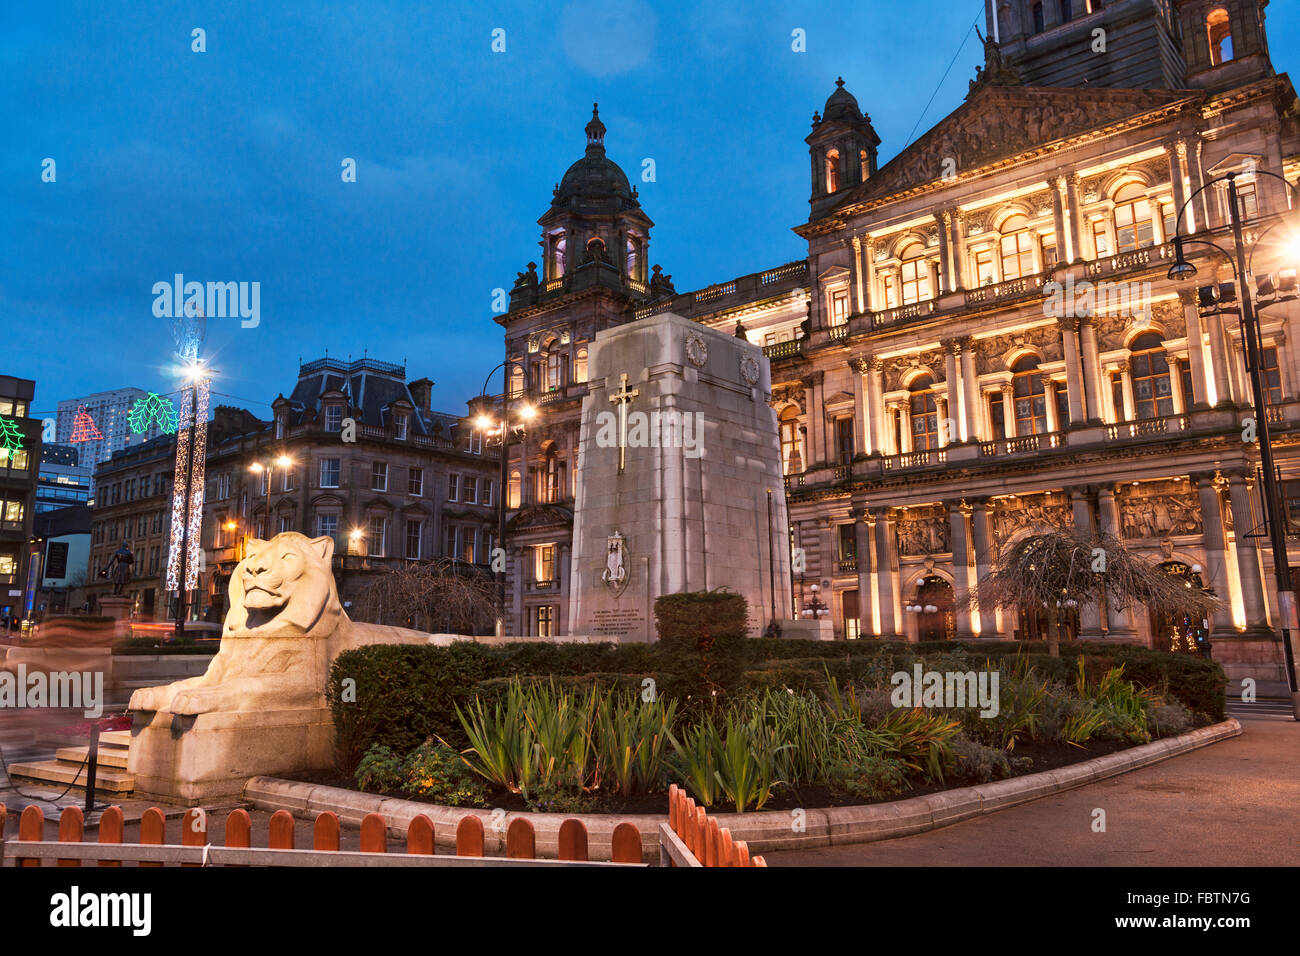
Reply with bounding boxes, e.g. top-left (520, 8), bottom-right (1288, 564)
top-left (568, 311), bottom-right (792, 640)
